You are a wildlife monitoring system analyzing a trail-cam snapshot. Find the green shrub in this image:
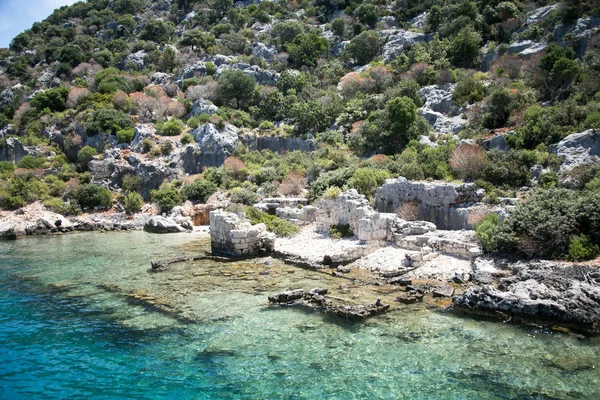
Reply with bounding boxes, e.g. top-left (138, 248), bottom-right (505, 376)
top-left (348, 168), bottom-right (390, 196)
top-left (159, 119), bottom-right (184, 136)
top-left (30, 86), bottom-right (68, 112)
top-left (475, 213), bottom-right (501, 253)
top-left (322, 186), bottom-right (342, 199)
top-left (161, 141), bottom-right (173, 156)
top-left (182, 77), bottom-right (201, 92)
top-left (122, 174), bottom-right (142, 193)
top-left (85, 108), bottom-right (133, 136)
top-left (244, 206), bottom-right (299, 237)
top-left (259, 120), bottom-right (274, 130)
top-left (151, 183), bottom-right (181, 212)
top-left (538, 171), bottom-right (559, 188)
top-left (229, 187), bottom-right (259, 205)
top-left (329, 223), bottom-right (353, 239)
top-left (181, 179), bottom-right (217, 203)
top-left (568, 234), bottom-right (599, 261)
top-left (180, 133), bottom-right (194, 144)
top-left (75, 184), bottom-right (113, 210)
top-left (116, 127), bottom-right (135, 144)
top-left (142, 138), bottom-right (153, 153)
top-left (77, 146), bottom-right (97, 170)
top-left (17, 155), bottom-right (43, 169)
top-left (123, 191), bottom-right (144, 213)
